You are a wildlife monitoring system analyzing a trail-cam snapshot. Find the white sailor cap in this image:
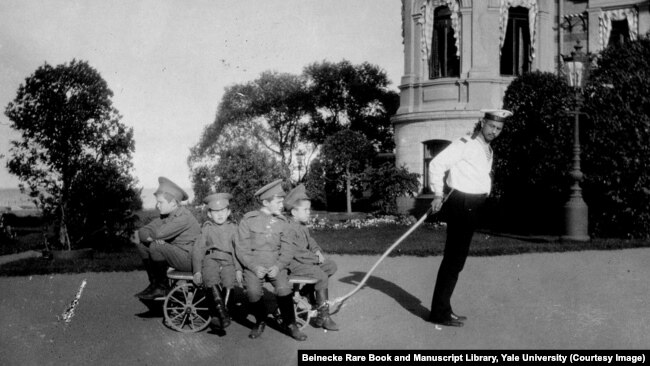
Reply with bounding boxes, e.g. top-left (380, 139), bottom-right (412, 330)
top-left (481, 109), bottom-right (513, 123)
